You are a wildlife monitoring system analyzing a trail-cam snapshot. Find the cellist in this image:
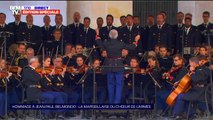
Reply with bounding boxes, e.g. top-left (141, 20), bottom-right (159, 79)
top-left (156, 54), bottom-right (188, 112)
top-left (173, 56), bottom-right (210, 120)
